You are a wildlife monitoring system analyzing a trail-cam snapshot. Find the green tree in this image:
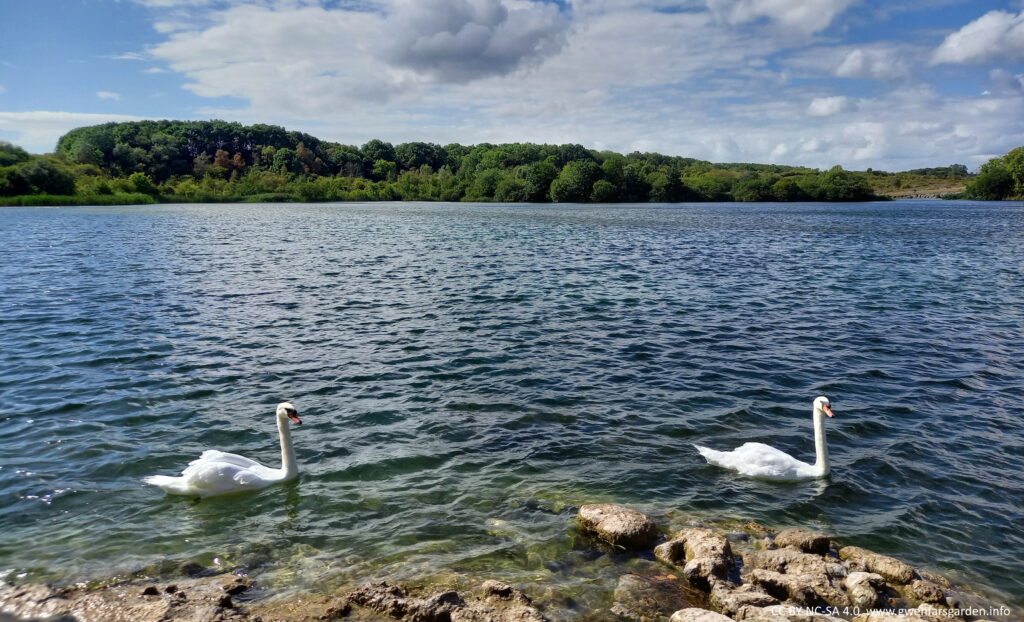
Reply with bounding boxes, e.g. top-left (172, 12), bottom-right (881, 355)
top-left (361, 139), bottom-right (396, 166)
top-left (129, 172), bottom-right (160, 196)
top-left (523, 158), bottom-right (558, 202)
top-left (965, 163), bottom-right (1012, 200)
top-left (550, 160), bottom-right (601, 202)
top-left (0, 142), bottom-right (31, 167)
top-left (494, 176), bottom-right (530, 202)
top-left (590, 179), bottom-right (618, 202)
top-left (815, 165), bottom-right (875, 201)
top-left (16, 159), bottom-right (76, 195)
top-left (371, 159), bottom-right (398, 182)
